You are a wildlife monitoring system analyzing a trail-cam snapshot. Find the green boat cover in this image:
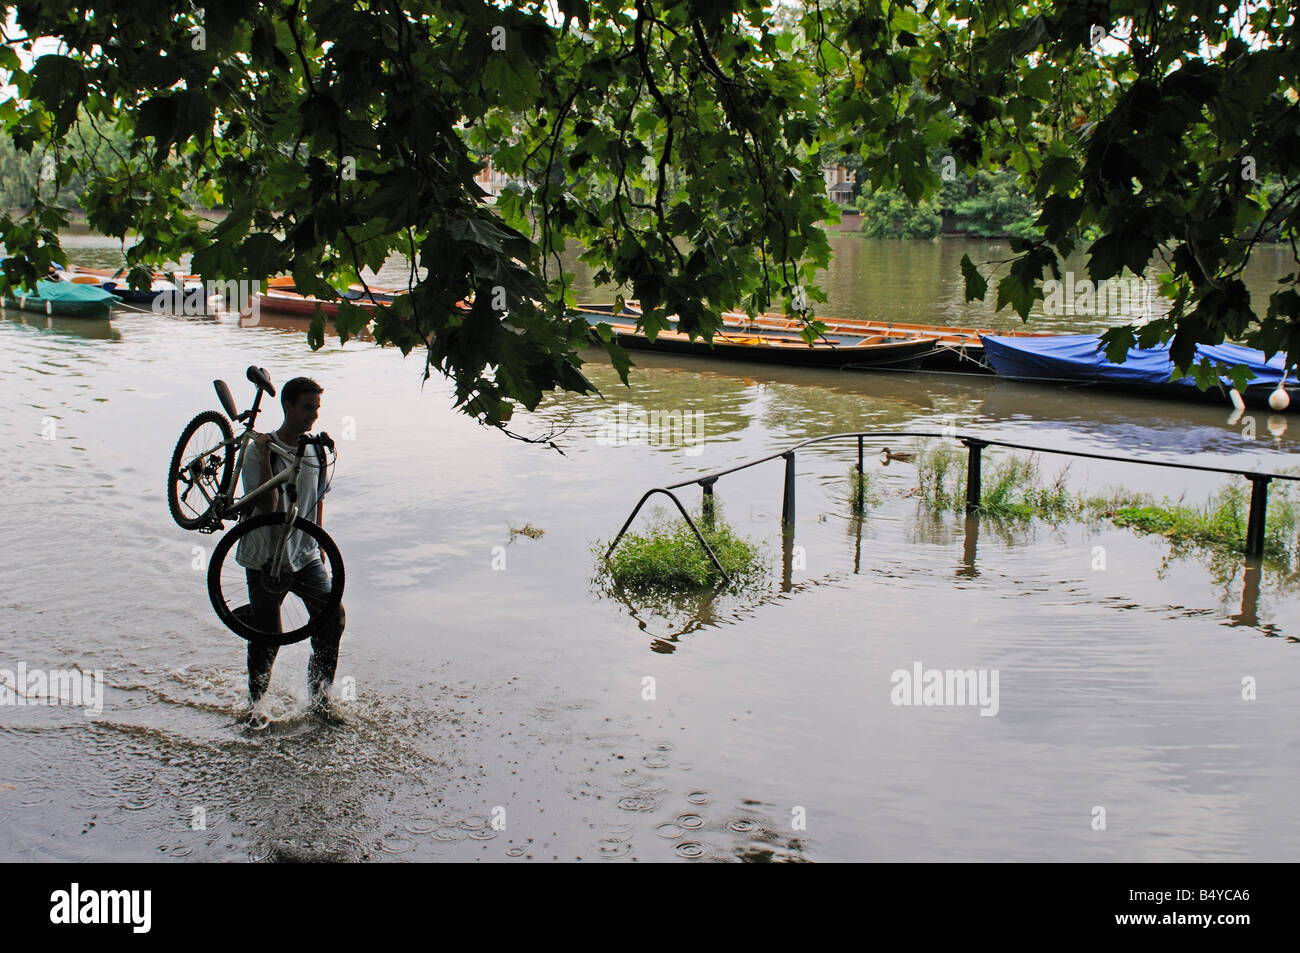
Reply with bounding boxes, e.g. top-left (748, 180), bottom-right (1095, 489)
top-left (23, 280), bottom-right (118, 304)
